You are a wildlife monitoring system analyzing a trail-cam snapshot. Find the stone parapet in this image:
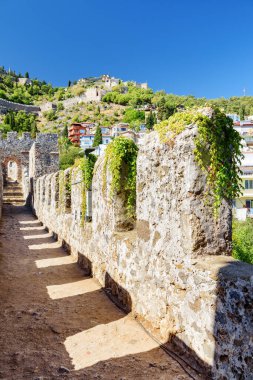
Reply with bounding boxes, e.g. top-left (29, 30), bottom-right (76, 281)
top-left (32, 128), bottom-right (252, 379)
